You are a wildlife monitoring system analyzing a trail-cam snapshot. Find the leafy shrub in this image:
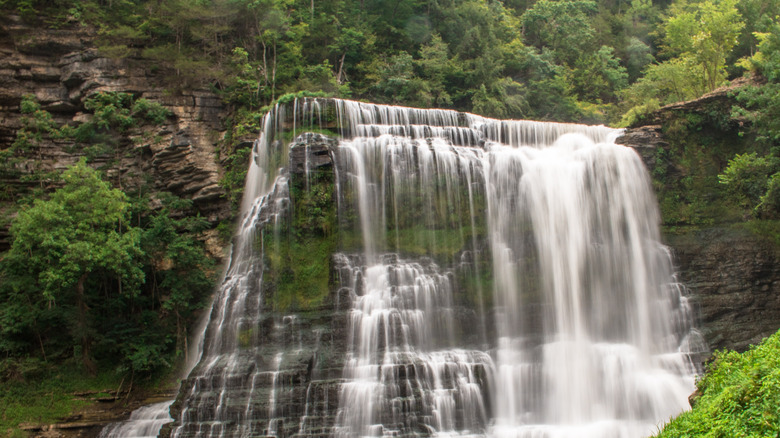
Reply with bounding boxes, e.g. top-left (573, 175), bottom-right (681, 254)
top-left (718, 152), bottom-right (779, 212)
top-left (132, 98), bottom-right (173, 124)
top-left (656, 329), bottom-right (780, 437)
